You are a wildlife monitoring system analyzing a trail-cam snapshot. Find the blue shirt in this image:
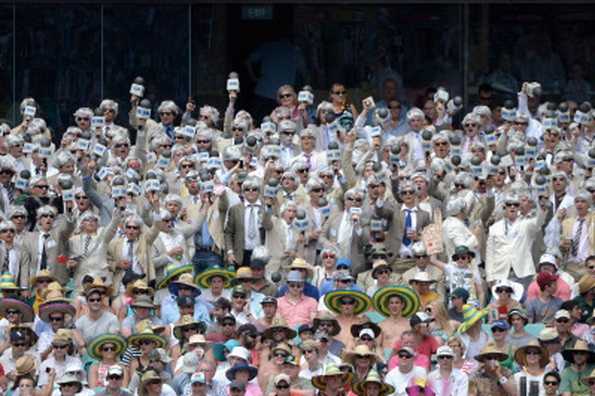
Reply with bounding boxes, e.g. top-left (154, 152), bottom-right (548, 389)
top-left (160, 293), bottom-right (211, 325)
